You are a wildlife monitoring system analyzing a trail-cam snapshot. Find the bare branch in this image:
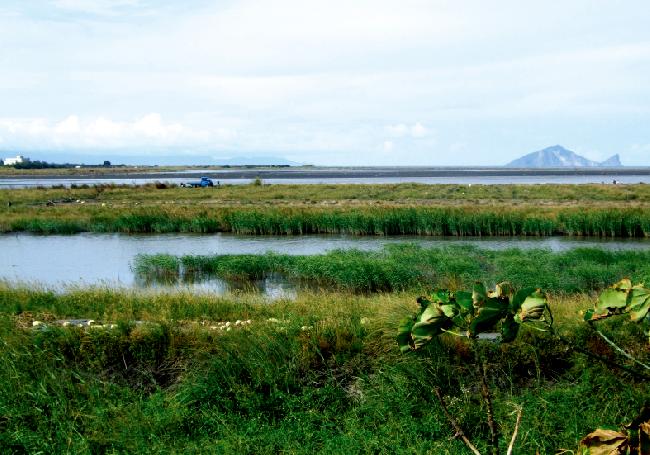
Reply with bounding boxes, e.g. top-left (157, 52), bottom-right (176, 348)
top-left (506, 405), bottom-right (523, 455)
top-left (433, 387), bottom-right (482, 455)
top-left (591, 327), bottom-right (650, 371)
top-left (480, 361), bottom-right (499, 455)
